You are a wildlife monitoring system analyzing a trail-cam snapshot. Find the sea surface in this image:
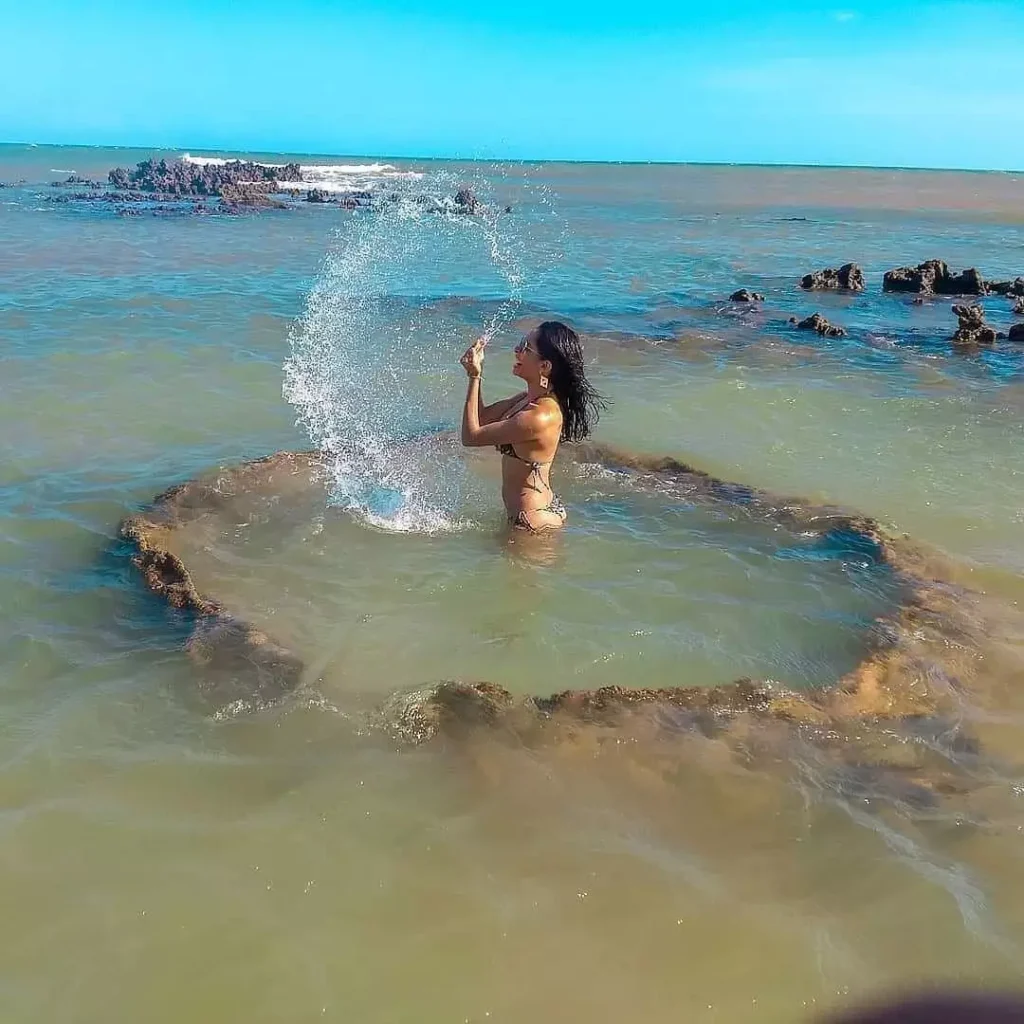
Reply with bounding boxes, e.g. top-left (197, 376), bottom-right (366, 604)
top-left (2, 143), bottom-right (1024, 1022)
